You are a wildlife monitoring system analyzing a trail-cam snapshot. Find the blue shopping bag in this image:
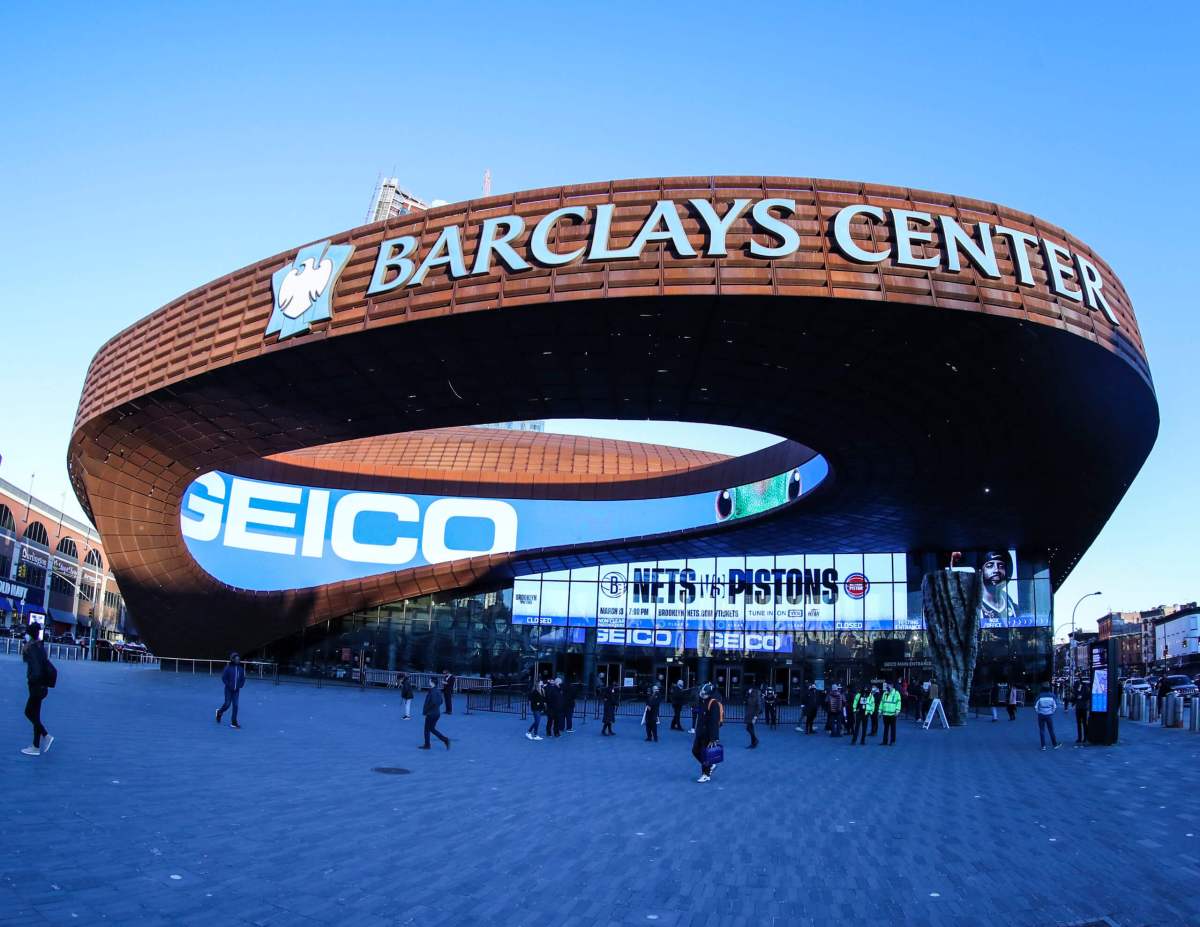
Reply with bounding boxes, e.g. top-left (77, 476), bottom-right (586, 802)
top-left (702, 742), bottom-right (724, 766)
